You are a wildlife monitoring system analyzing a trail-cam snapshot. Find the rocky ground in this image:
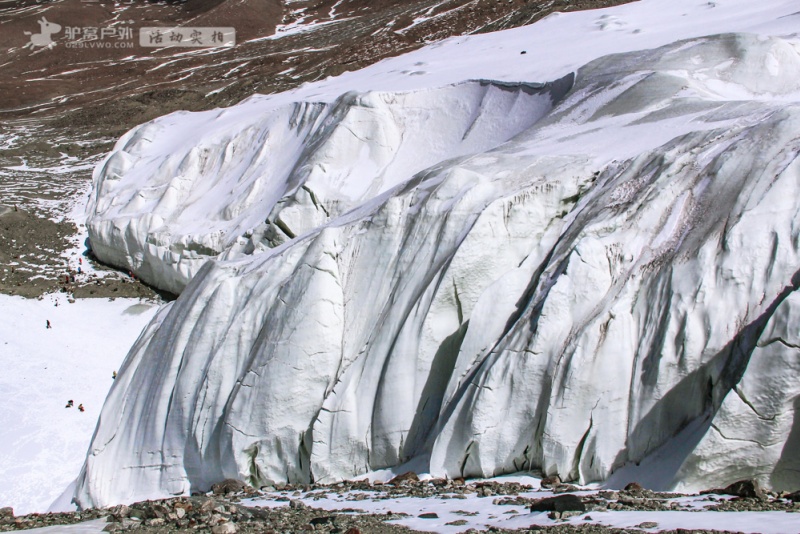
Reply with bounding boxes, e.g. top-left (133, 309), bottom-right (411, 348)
top-left (0, 204), bottom-right (162, 299)
top-left (0, 477), bottom-right (798, 533)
